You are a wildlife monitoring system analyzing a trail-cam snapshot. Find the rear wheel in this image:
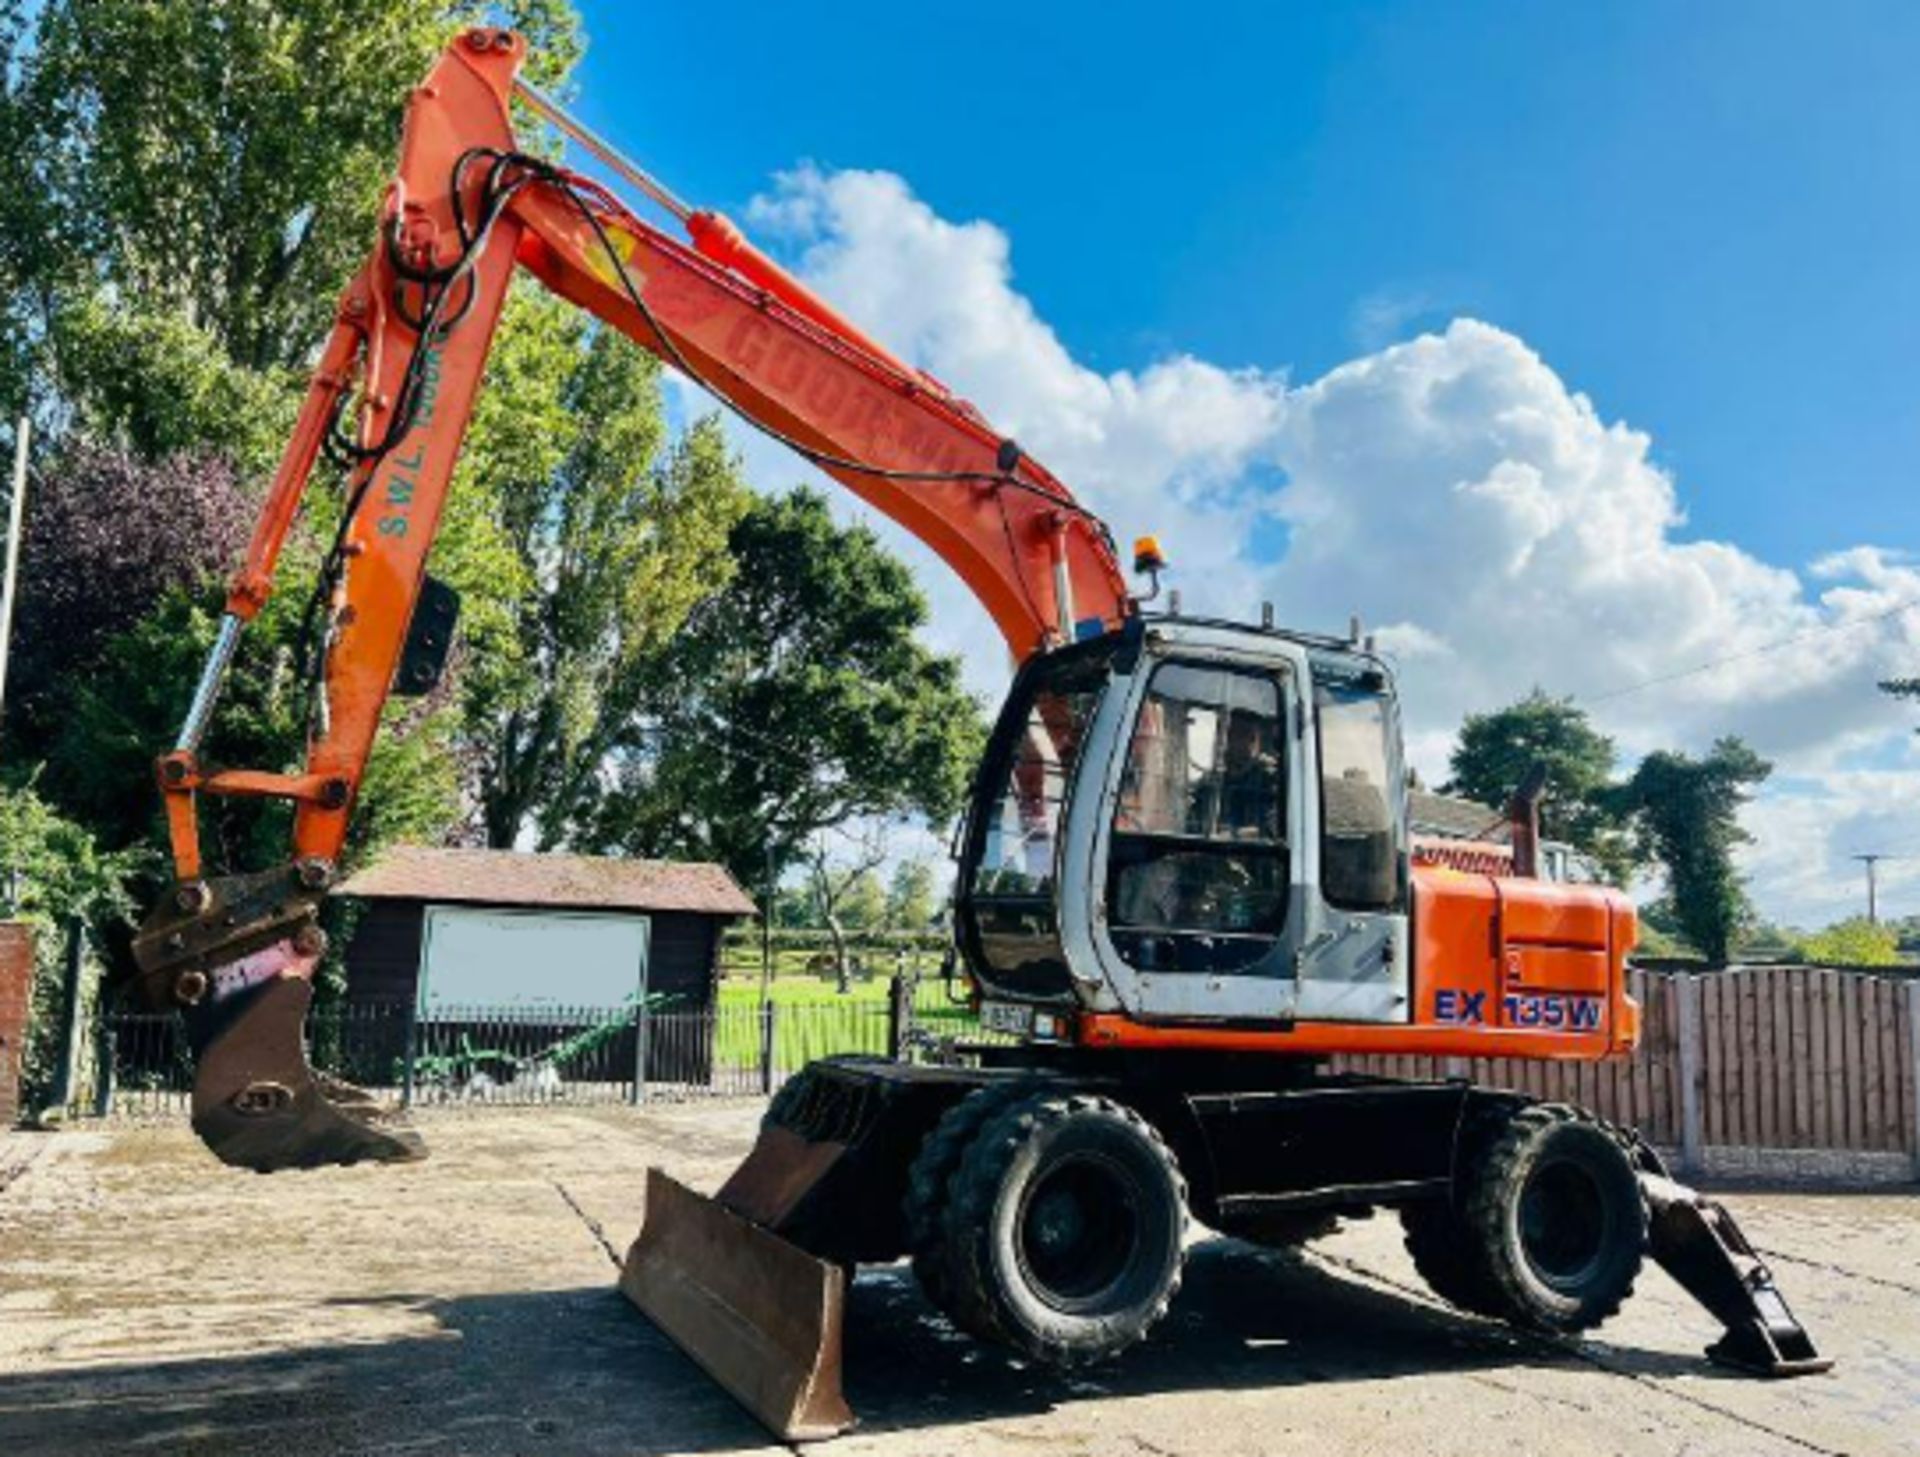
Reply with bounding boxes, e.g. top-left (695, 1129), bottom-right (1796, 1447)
top-left (1399, 1201), bottom-right (1504, 1316)
top-left (935, 1091), bottom-right (1188, 1366)
top-left (1462, 1104), bottom-right (1645, 1332)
